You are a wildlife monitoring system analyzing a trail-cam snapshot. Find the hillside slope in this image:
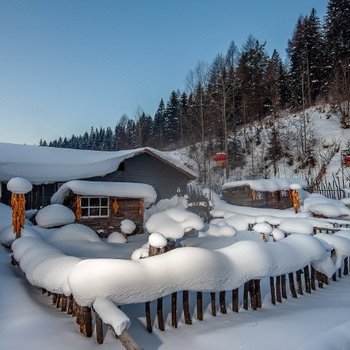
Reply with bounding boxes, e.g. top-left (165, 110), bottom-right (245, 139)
top-left (169, 104), bottom-right (350, 189)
